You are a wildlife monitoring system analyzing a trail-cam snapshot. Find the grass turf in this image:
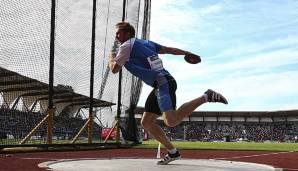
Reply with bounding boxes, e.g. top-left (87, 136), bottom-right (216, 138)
top-left (134, 140), bottom-right (298, 152)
